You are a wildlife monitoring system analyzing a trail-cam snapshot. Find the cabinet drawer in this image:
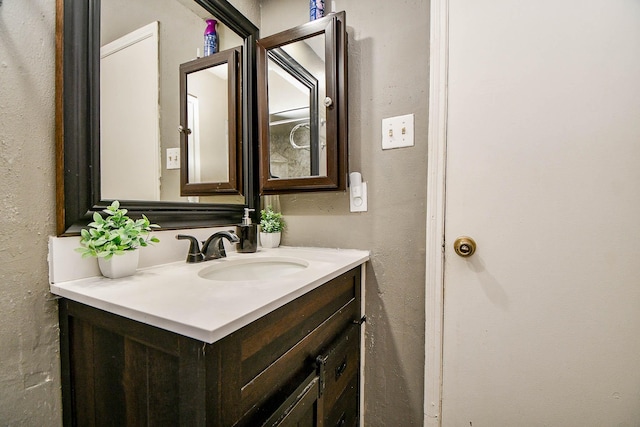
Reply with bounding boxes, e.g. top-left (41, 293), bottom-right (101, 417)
top-left (240, 269), bottom-right (359, 384)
